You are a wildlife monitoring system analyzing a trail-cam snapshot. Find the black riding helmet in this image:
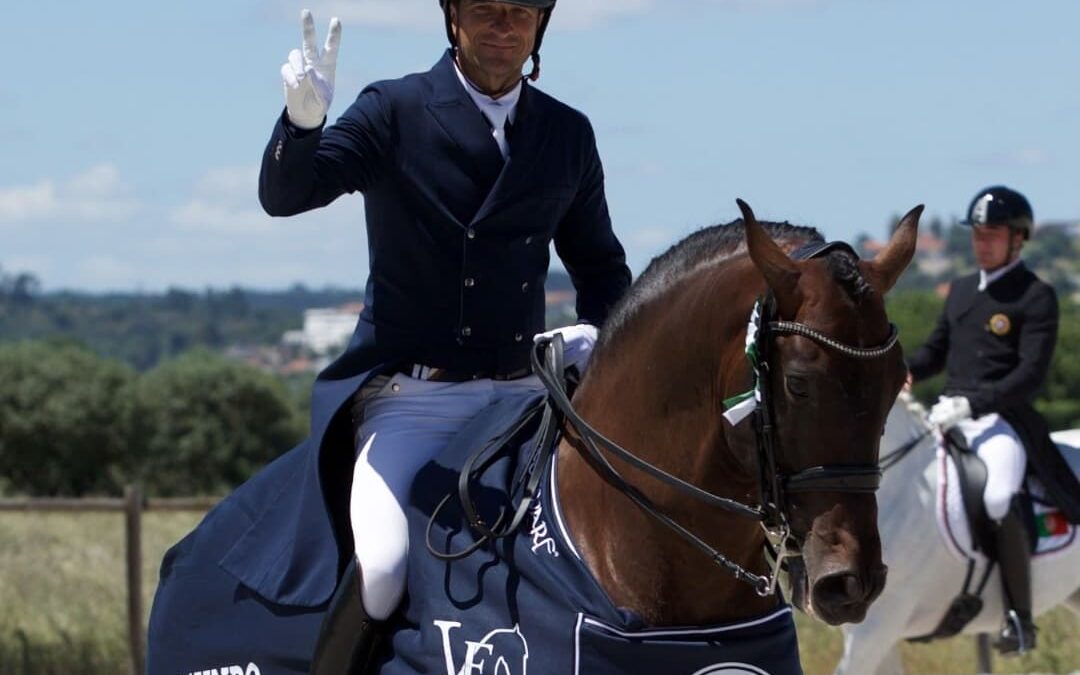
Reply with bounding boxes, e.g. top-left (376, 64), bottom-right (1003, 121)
top-left (961, 185), bottom-right (1035, 240)
top-left (439, 0), bottom-right (557, 81)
